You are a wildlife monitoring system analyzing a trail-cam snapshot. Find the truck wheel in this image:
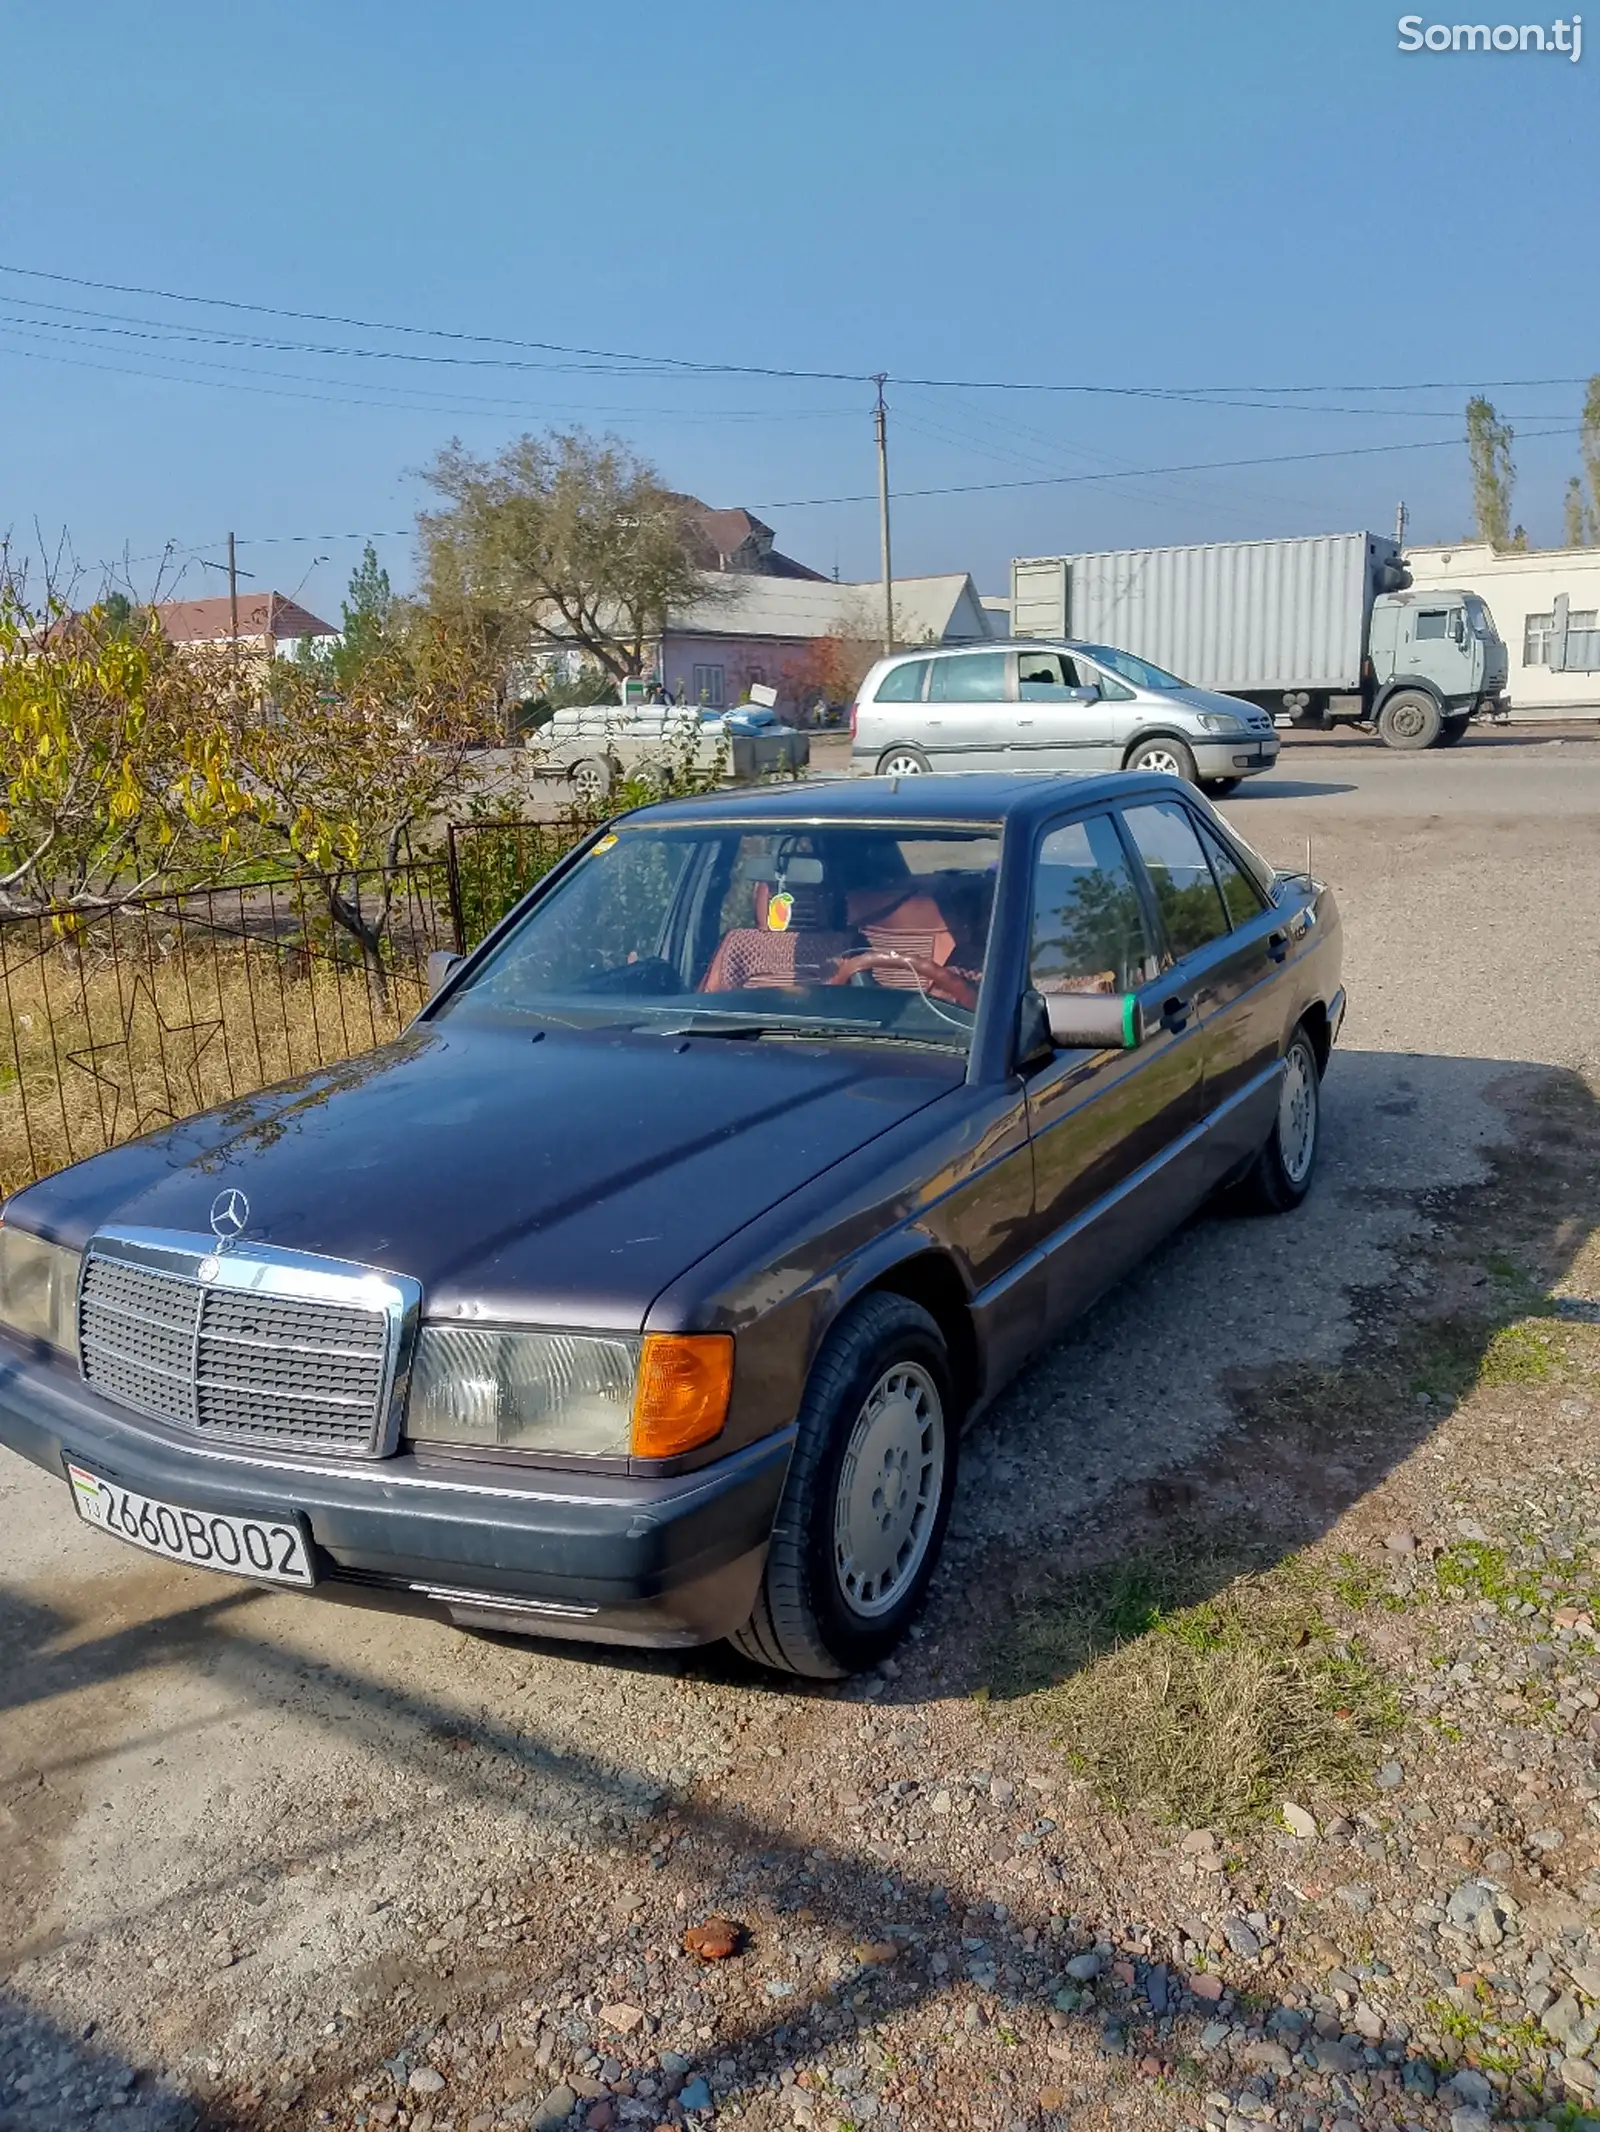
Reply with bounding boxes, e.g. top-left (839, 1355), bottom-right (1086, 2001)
top-left (729, 1293), bottom-right (958, 1680)
top-left (1235, 1024), bottom-right (1321, 1213)
top-left (1126, 736), bottom-right (1198, 783)
top-left (1437, 717), bottom-right (1470, 746)
top-left (877, 746), bottom-right (931, 776)
top-left (1376, 691), bottom-right (1442, 751)
top-left (566, 756), bottom-right (612, 806)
